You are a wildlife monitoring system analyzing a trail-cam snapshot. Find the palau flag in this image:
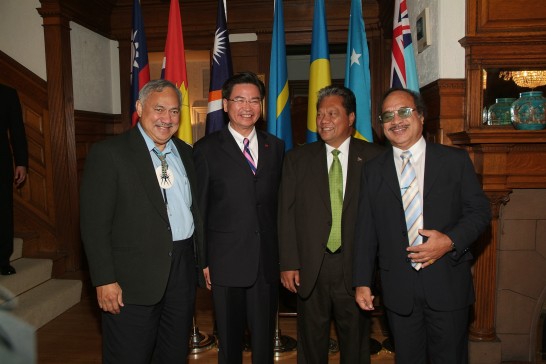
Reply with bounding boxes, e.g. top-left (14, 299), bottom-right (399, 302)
top-left (267, 0), bottom-right (293, 151)
top-left (130, 0), bottom-right (150, 127)
top-left (391, 0), bottom-right (419, 92)
top-left (344, 0), bottom-right (373, 142)
top-left (306, 0), bottom-right (331, 143)
top-left (161, 0), bottom-right (192, 144)
top-left (205, 0), bottom-right (233, 134)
